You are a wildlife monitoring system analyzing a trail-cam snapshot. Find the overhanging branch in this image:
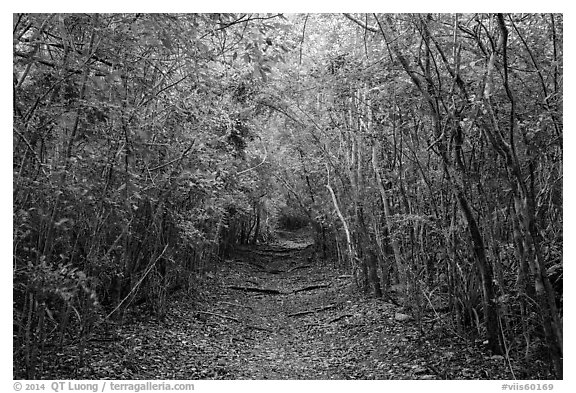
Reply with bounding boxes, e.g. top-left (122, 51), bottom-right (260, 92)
top-left (343, 13), bottom-right (379, 33)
